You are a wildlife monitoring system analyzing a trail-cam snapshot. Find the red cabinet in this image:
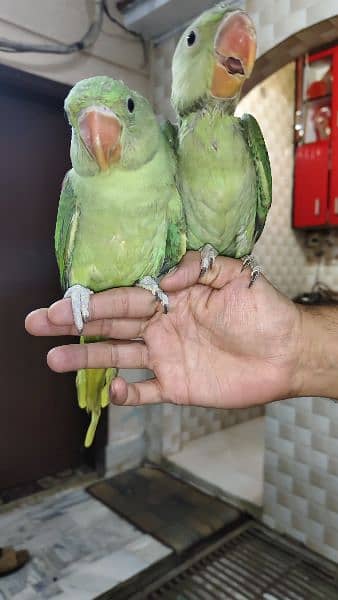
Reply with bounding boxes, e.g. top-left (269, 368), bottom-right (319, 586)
top-left (293, 45), bottom-right (338, 229)
top-left (293, 141), bottom-right (329, 227)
